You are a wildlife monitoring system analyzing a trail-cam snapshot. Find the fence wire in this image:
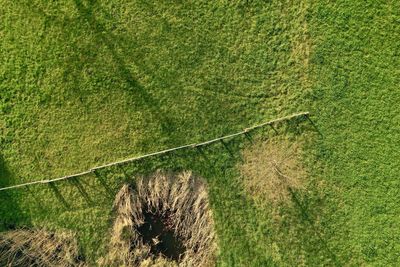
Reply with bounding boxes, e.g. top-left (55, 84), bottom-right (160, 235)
top-left (0, 112), bottom-right (310, 192)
